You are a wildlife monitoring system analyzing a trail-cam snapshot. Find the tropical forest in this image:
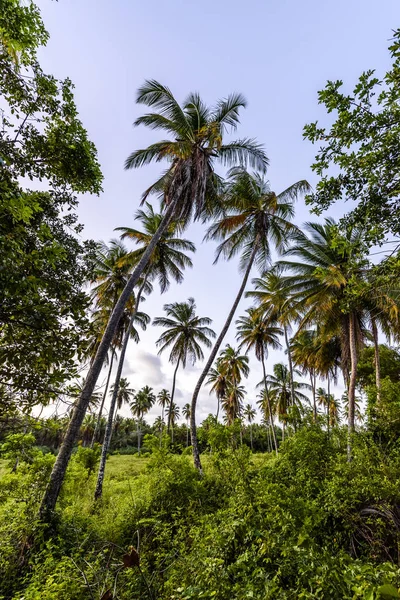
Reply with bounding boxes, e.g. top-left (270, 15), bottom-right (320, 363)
top-left (2, 1), bottom-right (400, 598)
